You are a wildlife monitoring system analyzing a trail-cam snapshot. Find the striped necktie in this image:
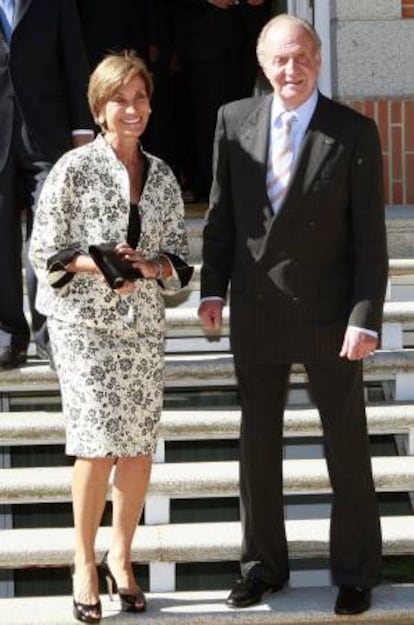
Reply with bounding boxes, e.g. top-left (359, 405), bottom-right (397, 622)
top-left (267, 111), bottom-right (296, 215)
